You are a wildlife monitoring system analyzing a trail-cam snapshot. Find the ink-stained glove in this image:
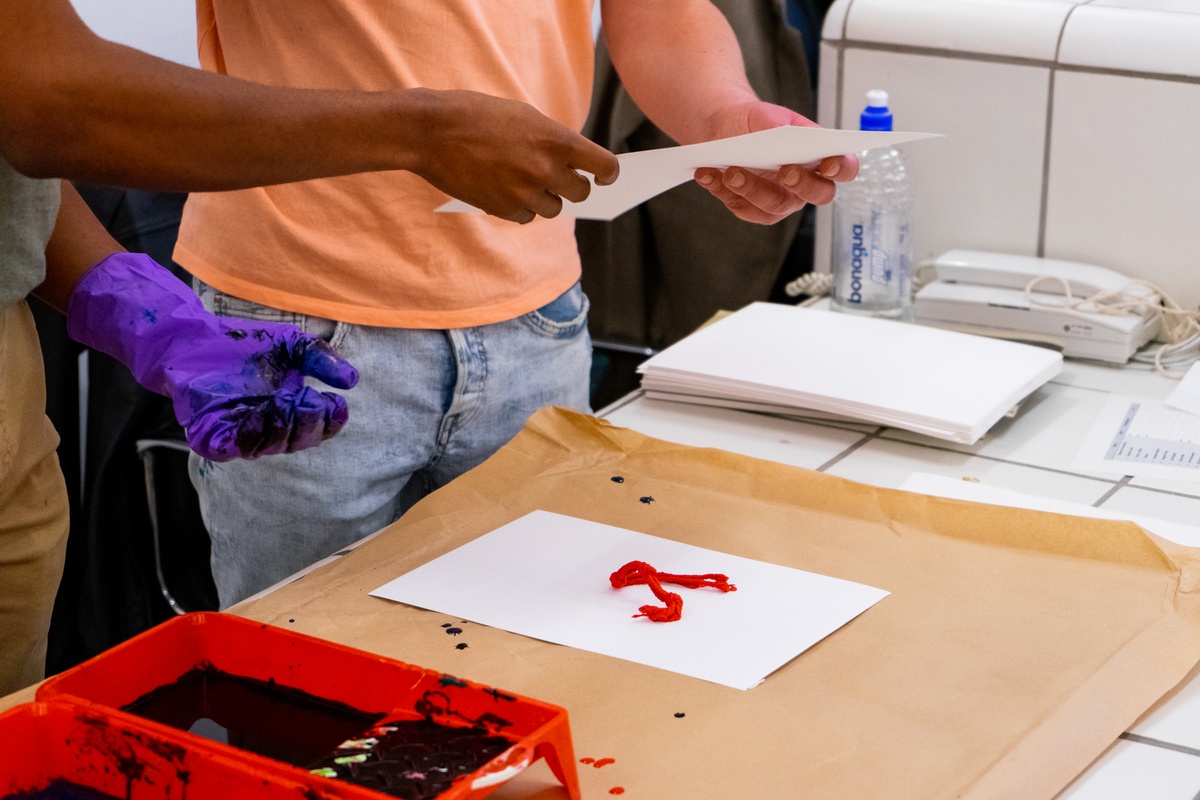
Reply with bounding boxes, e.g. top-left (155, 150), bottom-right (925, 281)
top-left (66, 252), bottom-right (359, 462)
